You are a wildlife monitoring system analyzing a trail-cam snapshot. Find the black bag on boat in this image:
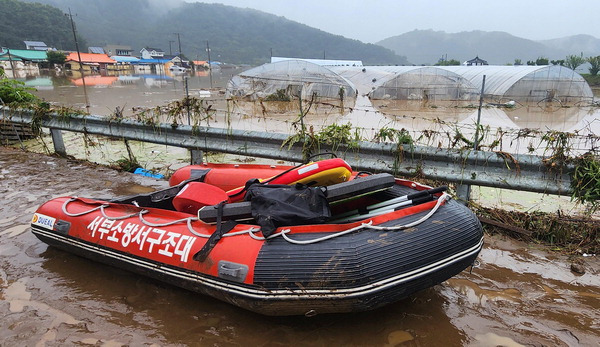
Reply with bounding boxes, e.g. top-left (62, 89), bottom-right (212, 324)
top-left (245, 183), bottom-right (331, 237)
